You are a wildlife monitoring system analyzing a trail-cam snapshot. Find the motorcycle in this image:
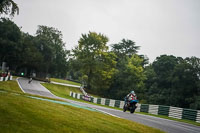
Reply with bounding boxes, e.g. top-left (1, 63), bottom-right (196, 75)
top-left (123, 95), bottom-right (138, 114)
top-left (28, 77), bottom-right (32, 84)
